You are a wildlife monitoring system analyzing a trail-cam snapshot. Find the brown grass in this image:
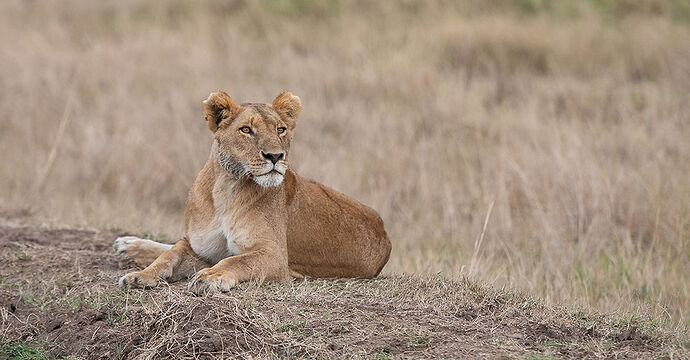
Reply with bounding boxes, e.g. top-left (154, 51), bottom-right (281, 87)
top-left (0, 0), bottom-right (689, 334)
